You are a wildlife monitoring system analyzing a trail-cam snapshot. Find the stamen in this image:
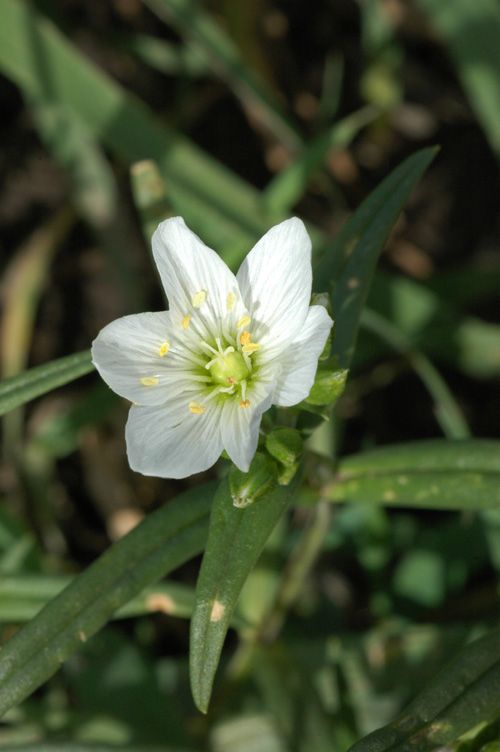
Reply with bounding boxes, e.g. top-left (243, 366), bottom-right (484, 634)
top-left (140, 376), bottom-right (159, 386)
top-left (226, 292), bottom-right (236, 311)
top-left (240, 331), bottom-right (252, 346)
top-left (219, 385), bottom-right (236, 394)
top-left (181, 314), bottom-right (191, 330)
top-left (222, 346), bottom-right (235, 356)
top-left (240, 379), bottom-right (247, 401)
top-left (242, 342), bottom-right (261, 354)
top-left (237, 314), bottom-right (251, 329)
top-left (192, 290), bottom-right (207, 308)
top-left (239, 400), bottom-right (251, 408)
top-left (158, 341), bottom-right (170, 357)
top-left (200, 341), bottom-right (219, 356)
top-left (189, 402), bottom-right (205, 414)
